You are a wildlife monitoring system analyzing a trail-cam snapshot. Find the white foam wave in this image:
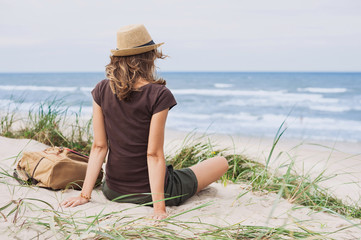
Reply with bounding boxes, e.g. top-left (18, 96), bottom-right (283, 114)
top-left (0, 99), bottom-right (93, 116)
top-left (298, 87), bottom-right (347, 93)
top-left (173, 89), bottom-right (339, 104)
top-left (170, 112), bottom-right (361, 133)
top-left (214, 83), bottom-right (233, 88)
top-left (0, 99), bottom-right (13, 106)
top-left (80, 87), bottom-right (93, 92)
top-left (220, 95), bottom-right (338, 108)
top-left (309, 105), bottom-right (351, 112)
top-left (0, 85), bottom-right (77, 92)
top-left (261, 114), bottom-right (361, 131)
top-left (173, 89), bottom-right (286, 97)
top-left (221, 98), bottom-right (355, 112)
top-left (355, 106), bottom-right (361, 111)
top-left (171, 112), bottom-right (259, 121)
top-left (0, 99), bottom-right (48, 113)
top-left (171, 113), bottom-right (210, 120)
top-left (0, 85), bottom-right (96, 93)
top-left (271, 93), bottom-right (338, 103)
